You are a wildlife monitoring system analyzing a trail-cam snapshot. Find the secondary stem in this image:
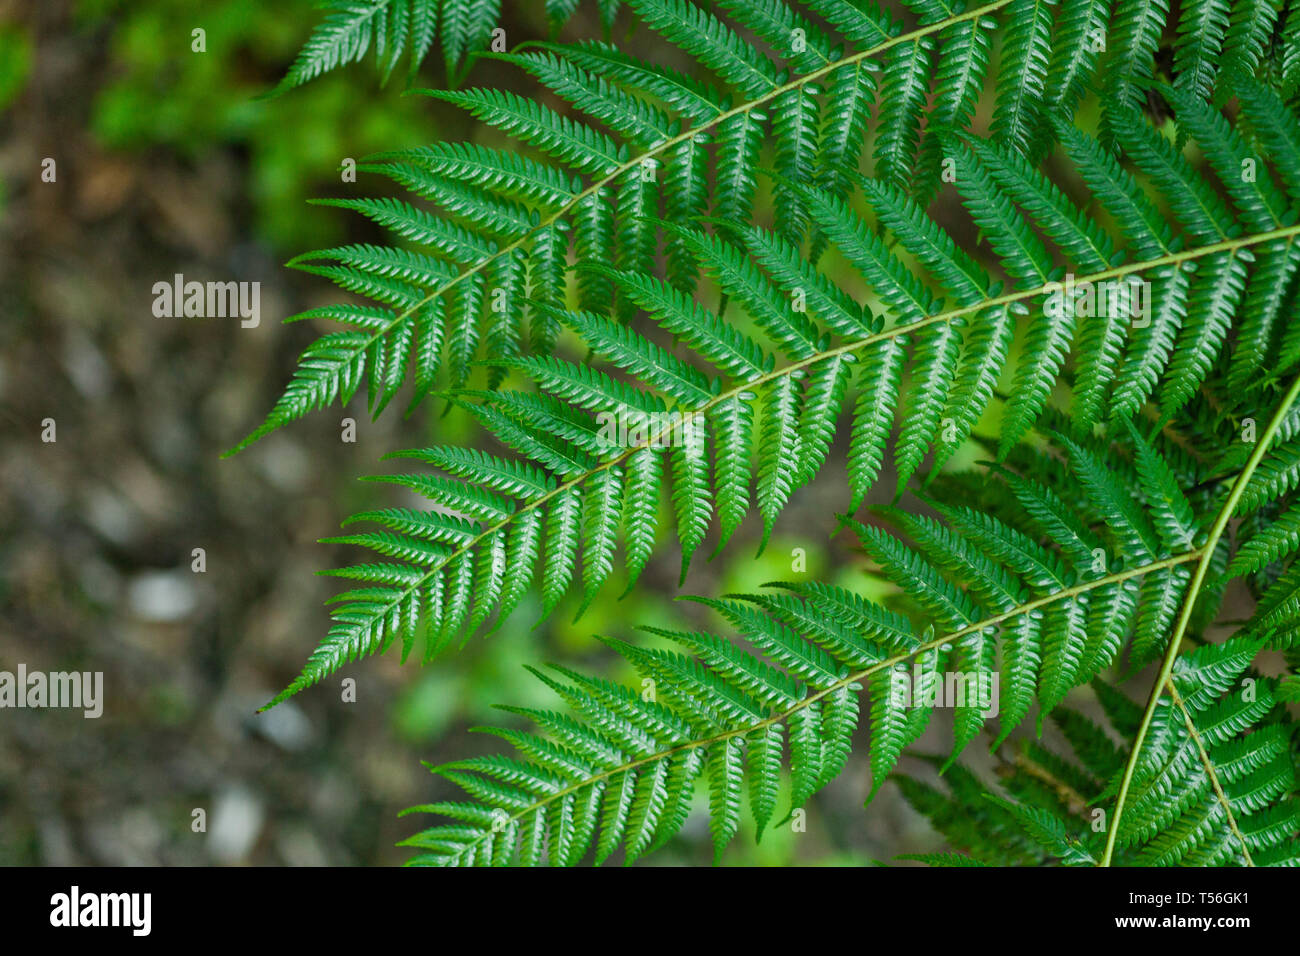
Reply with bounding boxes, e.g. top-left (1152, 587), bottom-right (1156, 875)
top-left (1100, 370), bottom-right (1300, 866)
